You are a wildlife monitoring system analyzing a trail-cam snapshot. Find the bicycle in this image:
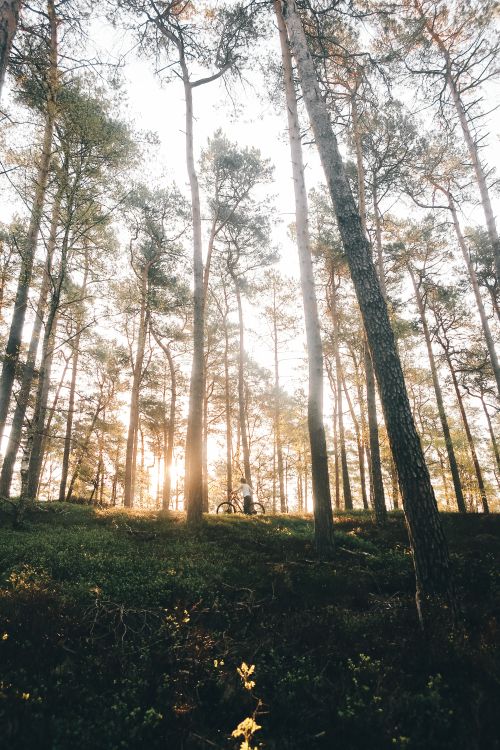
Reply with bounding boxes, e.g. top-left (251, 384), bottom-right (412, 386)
top-left (216, 490), bottom-right (265, 515)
